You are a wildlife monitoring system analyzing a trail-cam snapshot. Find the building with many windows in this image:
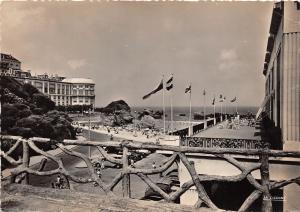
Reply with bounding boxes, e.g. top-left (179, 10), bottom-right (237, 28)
top-left (0, 53), bottom-right (21, 72)
top-left (62, 78), bottom-right (95, 106)
top-left (257, 2), bottom-right (300, 150)
top-left (0, 53), bottom-right (96, 108)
